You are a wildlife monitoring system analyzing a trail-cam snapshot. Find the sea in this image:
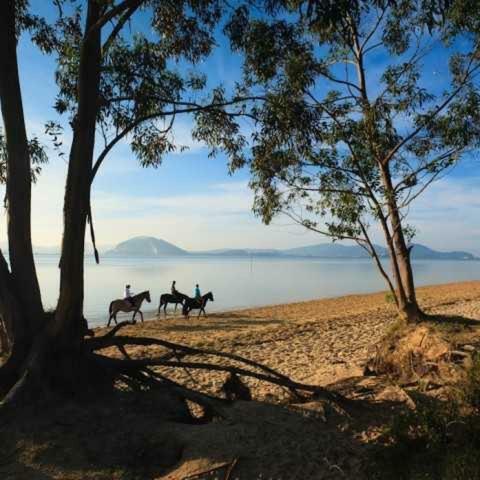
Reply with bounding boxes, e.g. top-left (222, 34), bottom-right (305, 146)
top-left (32, 254), bottom-right (480, 327)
